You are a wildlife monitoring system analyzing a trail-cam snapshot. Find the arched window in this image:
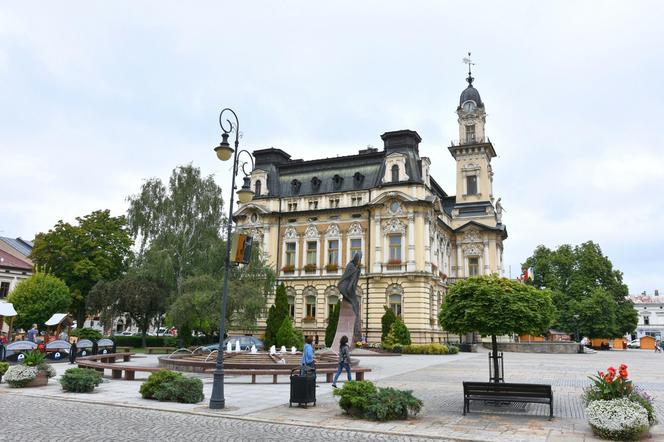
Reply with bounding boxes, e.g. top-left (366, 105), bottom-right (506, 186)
top-left (255, 180), bottom-right (262, 197)
top-left (304, 286), bottom-right (317, 319)
top-left (387, 284), bottom-right (403, 317)
top-left (286, 287), bottom-right (297, 317)
top-left (325, 287), bottom-right (340, 318)
top-left (306, 296), bottom-right (316, 319)
top-left (391, 164), bottom-right (399, 183)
